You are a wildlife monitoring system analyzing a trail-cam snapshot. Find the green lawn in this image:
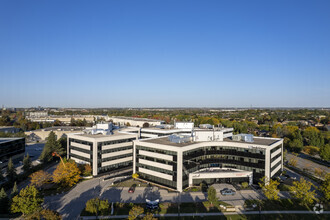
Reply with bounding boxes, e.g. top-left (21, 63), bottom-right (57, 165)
top-left (244, 199), bottom-right (329, 211)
